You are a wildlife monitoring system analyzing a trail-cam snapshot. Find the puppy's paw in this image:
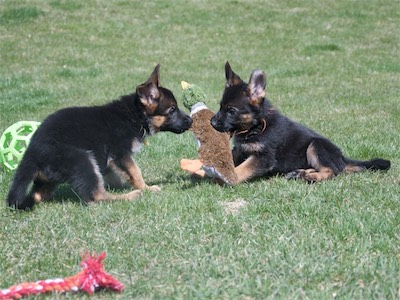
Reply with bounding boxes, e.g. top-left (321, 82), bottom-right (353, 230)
top-left (285, 168), bottom-right (317, 183)
top-left (285, 169), bottom-right (305, 180)
top-left (129, 190), bottom-right (144, 199)
top-left (303, 172), bottom-right (322, 183)
top-left (147, 185), bottom-right (162, 192)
